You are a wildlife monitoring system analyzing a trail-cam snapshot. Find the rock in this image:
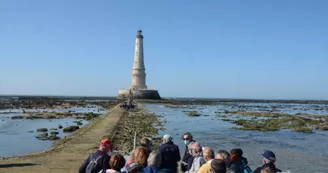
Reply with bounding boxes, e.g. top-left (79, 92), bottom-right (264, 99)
top-left (63, 126), bottom-right (79, 133)
top-left (36, 128), bottom-right (48, 132)
top-left (50, 131), bottom-right (59, 135)
top-left (36, 132), bottom-right (48, 138)
top-left (11, 116), bottom-right (24, 119)
top-left (48, 135), bottom-right (61, 140)
top-left (58, 125), bottom-right (63, 129)
top-left (50, 128), bottom-right (57, 131)
top-left (27, 130), bottom-right (34, 133)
